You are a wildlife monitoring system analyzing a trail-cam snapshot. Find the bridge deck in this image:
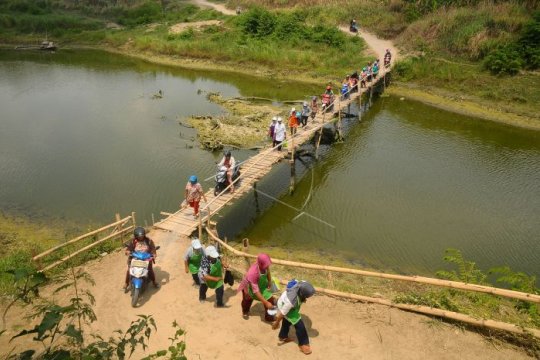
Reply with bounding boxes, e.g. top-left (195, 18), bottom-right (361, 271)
top-left (153, 72), bottom-right (388, 236)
